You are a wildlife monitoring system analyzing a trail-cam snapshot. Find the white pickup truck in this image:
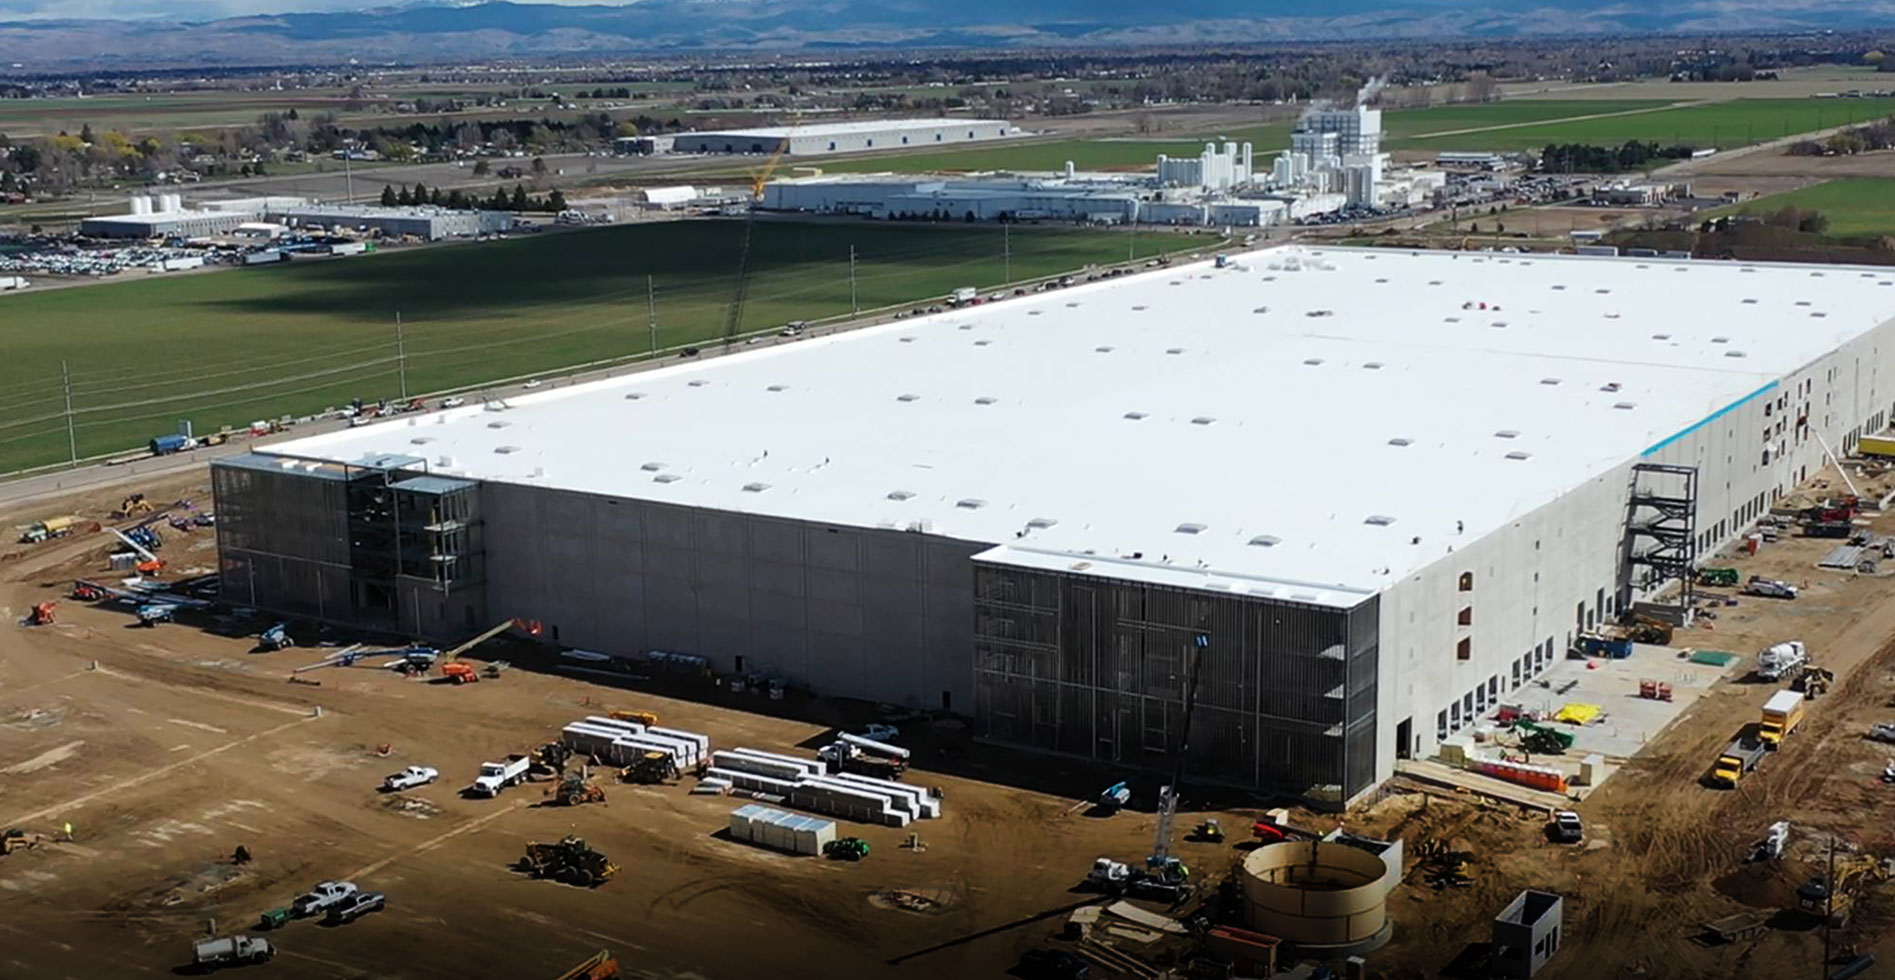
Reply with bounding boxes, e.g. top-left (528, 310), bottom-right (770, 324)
top-left (382, 765), bottom-right (439, 792)
top-left (291, 880), bottom-right (358, 917)
top-left (193, 935), bottom-right (274, 967)
top-left (467, 754), bottom-right (530, 797)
